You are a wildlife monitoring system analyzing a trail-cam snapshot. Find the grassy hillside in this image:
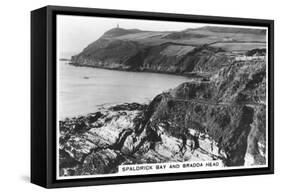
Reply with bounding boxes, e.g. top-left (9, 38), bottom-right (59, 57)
top-left (70, 26), bottom-right (266, 75)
